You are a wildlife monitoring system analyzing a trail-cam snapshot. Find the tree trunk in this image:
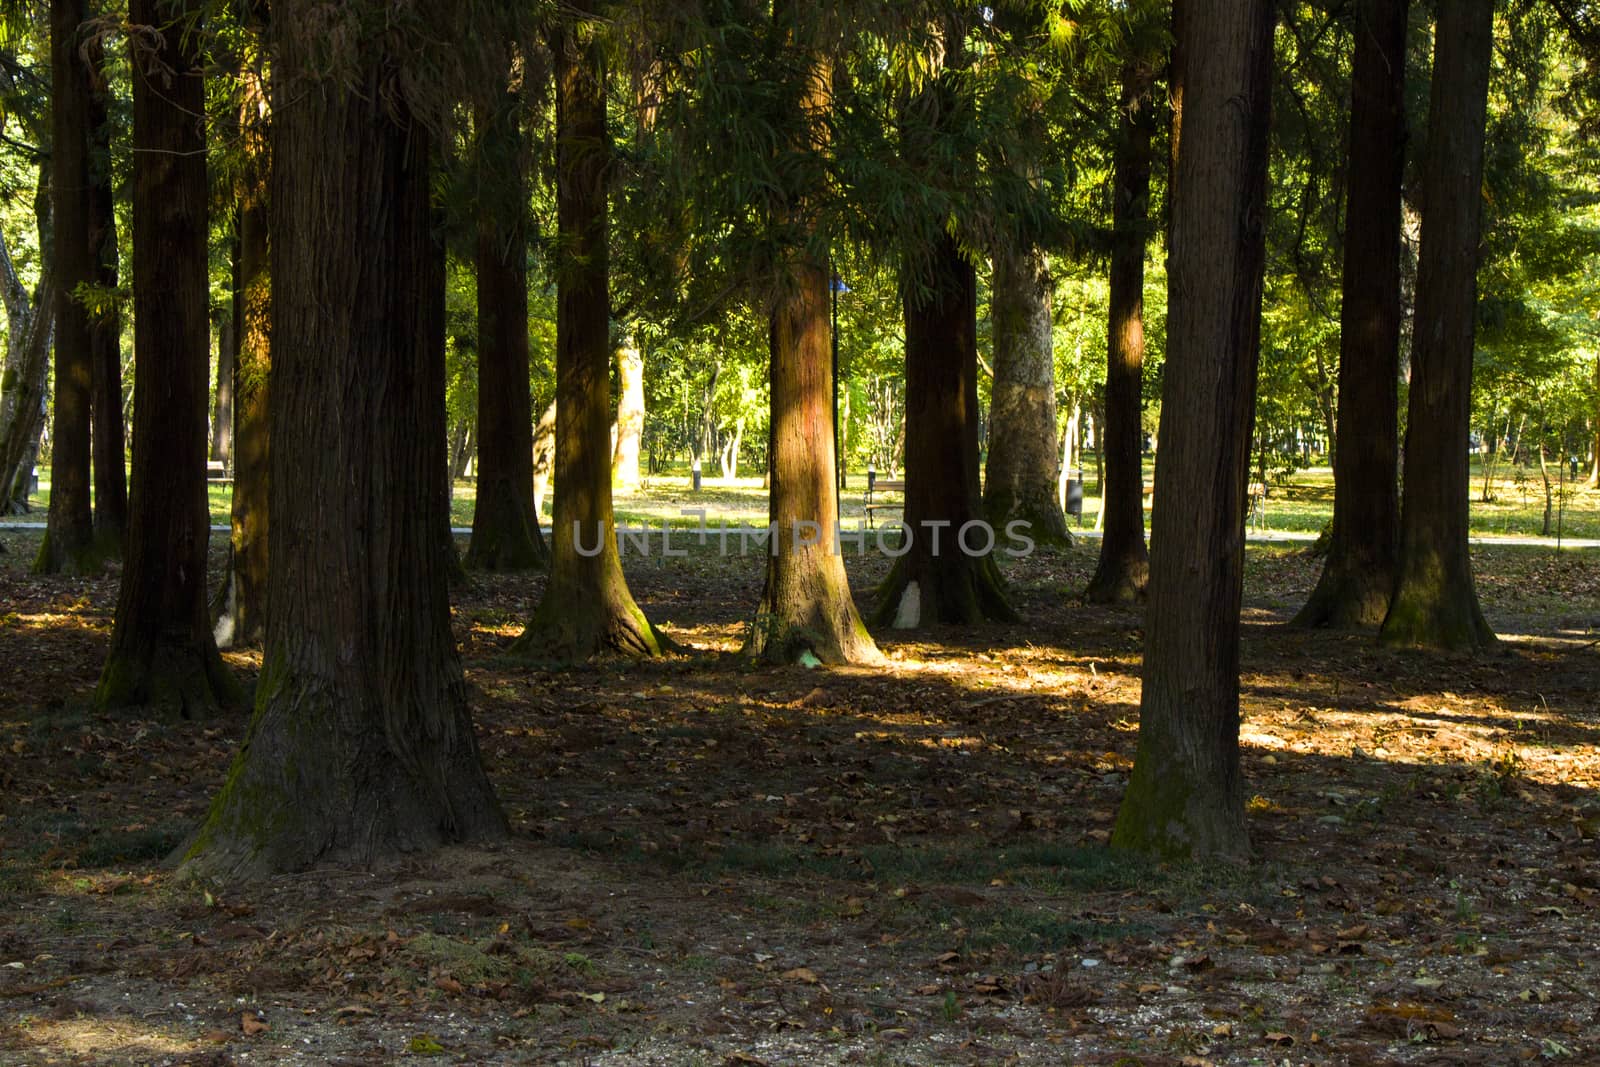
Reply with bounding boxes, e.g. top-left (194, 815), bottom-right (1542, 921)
top-left (36, 0), bottom-right (98, 575)
top-left (213, 49), bottom-right (270, 651)
top-left (532, 396), bottom-right (556, 517)
top-left (96, 0), bottom-right (239, 715)
top-left (0, 192), bottom-right (54, 514)
top-left (513, 15), bottom-right (666, 662)
top-left (212, 300), bottom-right (234, 466)
top-left (873, 234), bottom-right (1017, 628)
top-left (1293, 0), bottom-right (1407, 629)
top-left (985, 246), bottom-right (1070, 546)
top-left (1379, 0), bottom-right (1496, 651)
top-left (612, 336), bottom-right (644, 491)
top-left (87, 33), bottom-right (126, 545)
top-left (748, 256), bottom-right (881, 665)
top-left (183, 1), bottom-right (506, 878)
top-left (1111, 0), bottom-right (1274, 862)
top-left (465, 87), bottom-right (546, 572)
top-left (1086, 54), bottom-right (1158, 604)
